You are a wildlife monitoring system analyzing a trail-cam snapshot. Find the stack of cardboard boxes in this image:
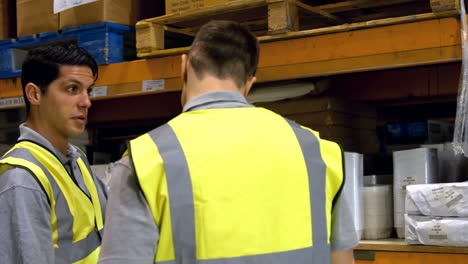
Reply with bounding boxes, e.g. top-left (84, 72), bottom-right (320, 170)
top-left (0, 0), bottom-right (15, 39)
top-left (256, 96), bottom-right (379, 154)
top-left (16, 0), bottom-right (160, 36)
